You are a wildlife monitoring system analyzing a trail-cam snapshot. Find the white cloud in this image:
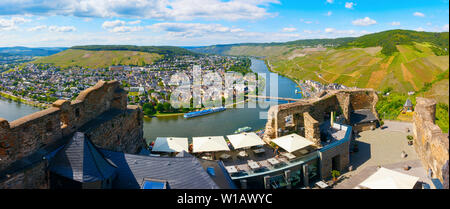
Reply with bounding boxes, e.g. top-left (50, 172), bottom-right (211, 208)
top-left (326, 11), bottom-right (332, 16)
top-left (443, 24), bottom-right (449, 31)
top-left (48, 25), bottom-right (76, 32)
top-left (148, 22), bottom-right (245, 37)
top-left (282, 27), bottom-right (297, 32)
top-left (391, 21), bottom-right (400, 26)
top-left (102, 20), bottom-right (144, 32)
top-left (128, 20), bottom-right (141, 25)
top-left (28, 25), bottom-right (47, 31)
top-left (413, 12), bottom-right (425, 17)
top-left (0, 0), bottom-right (280, 21)
top-left (324, 27), bottom-right (369, 36)
top-left (415, 27), bottom-right (425, 31)
top-left (102, 20), bottom-right (126, 29)
top-left (325, 28), bottom-right (335, 33)
top-left (352, 17), bottom-right (377, 26)
top-left (326, 0), bottom-right (334, 4)
top-left (0, 16), bottom-right (31, 31)
top-left (345, 2), bottom-right (355, 9)
top-left (110, 26), bottom-right (144, 33)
